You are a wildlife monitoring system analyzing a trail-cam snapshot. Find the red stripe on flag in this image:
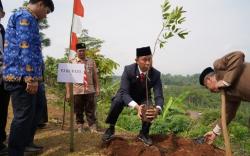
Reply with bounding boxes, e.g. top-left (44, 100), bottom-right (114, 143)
top-left (69, 0), bottom-right (84, 60)
top-left (74, 0), bottom-right (84, 17)
top-left (70, 32), bottom-right (78, 51)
